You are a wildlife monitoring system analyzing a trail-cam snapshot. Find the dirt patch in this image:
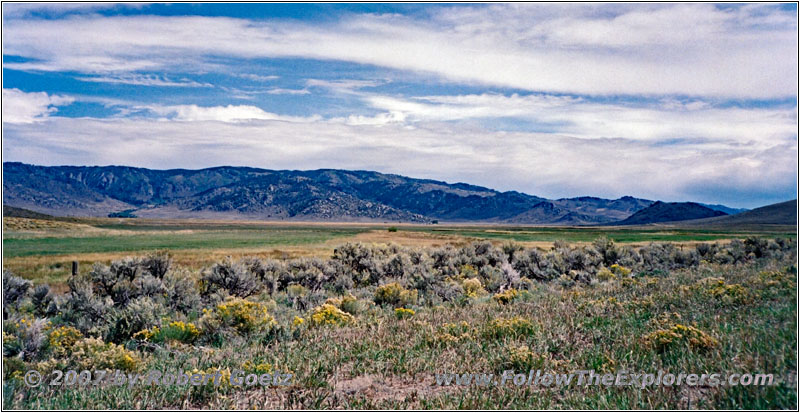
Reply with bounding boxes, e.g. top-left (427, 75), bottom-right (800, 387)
top-left (333, 373), bottom-right (449, 404)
